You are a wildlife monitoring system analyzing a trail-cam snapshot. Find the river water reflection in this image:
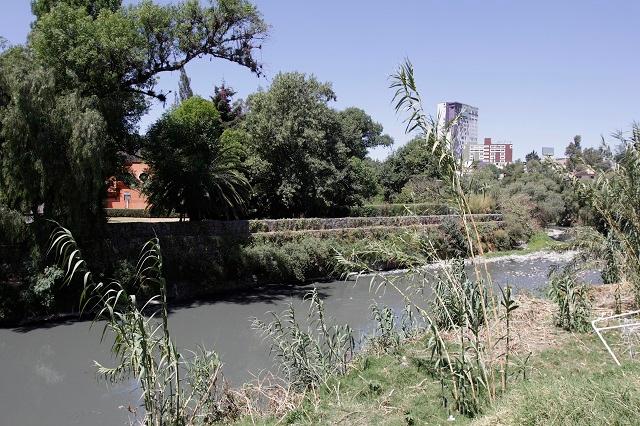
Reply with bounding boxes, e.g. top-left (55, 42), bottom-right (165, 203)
top-left (0, 253), bottom-right (600, 426)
